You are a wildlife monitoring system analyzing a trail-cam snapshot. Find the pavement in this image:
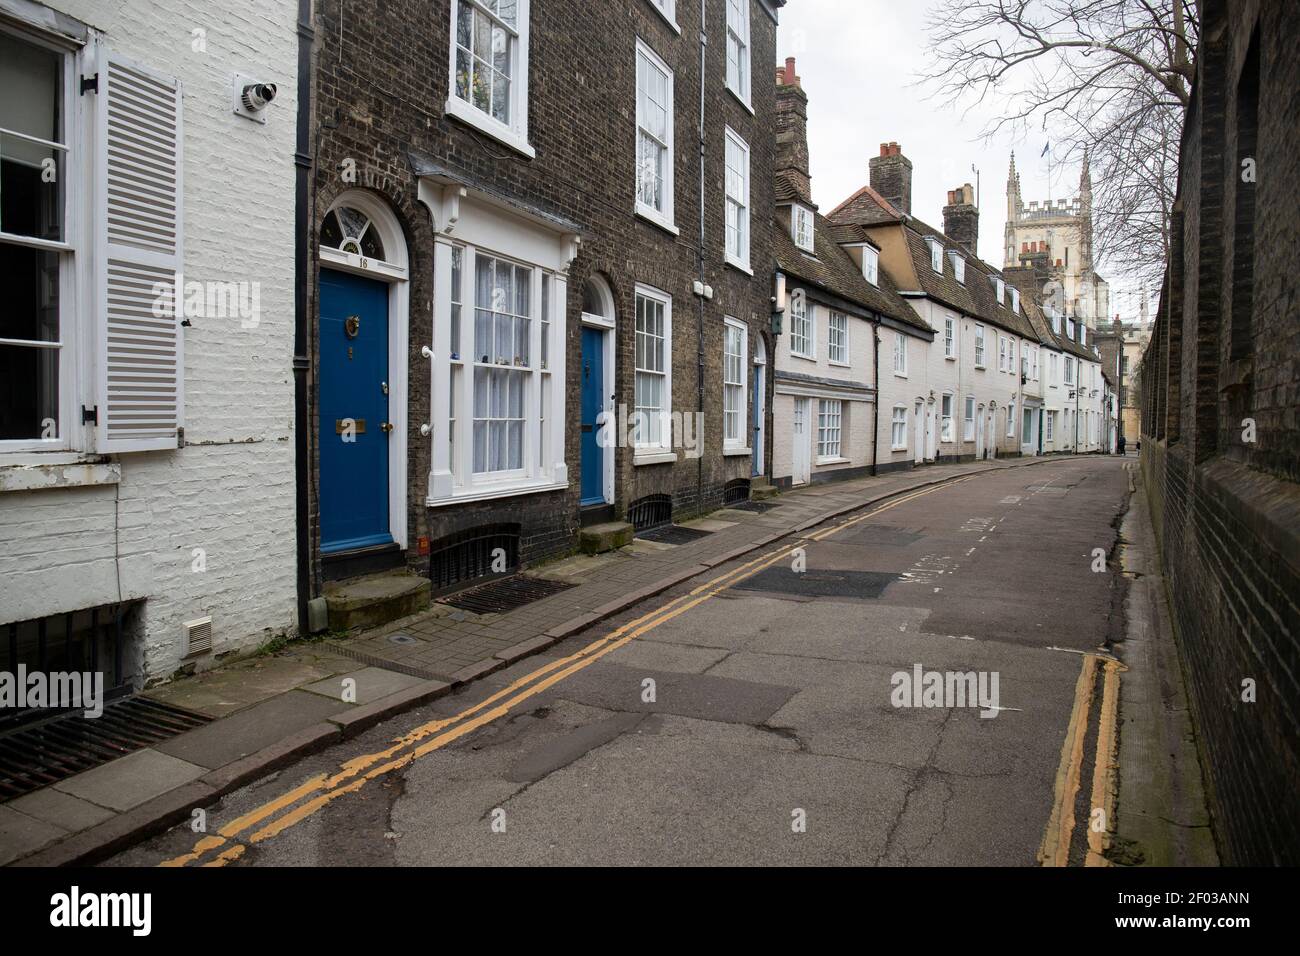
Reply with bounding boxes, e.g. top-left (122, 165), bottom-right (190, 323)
top-left (3, 452), bottom-right (1204, 867)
